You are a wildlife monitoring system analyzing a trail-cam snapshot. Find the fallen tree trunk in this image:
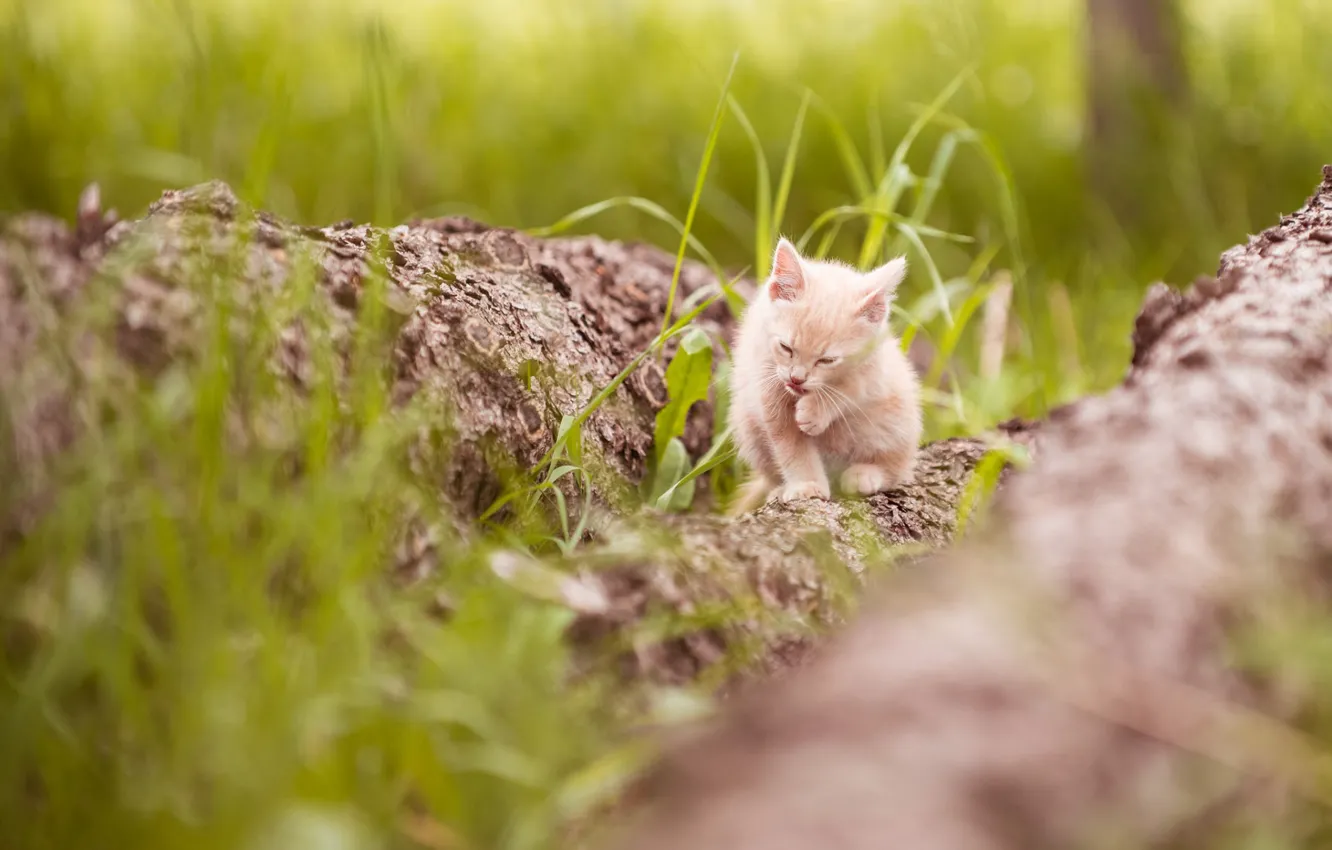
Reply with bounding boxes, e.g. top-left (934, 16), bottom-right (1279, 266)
top-left (608, 168), bottom-right (1332, 848)
top-left (1, 182), bottom-right (1006, 685)
top-left (1, 182), bottom-right (735, 518)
